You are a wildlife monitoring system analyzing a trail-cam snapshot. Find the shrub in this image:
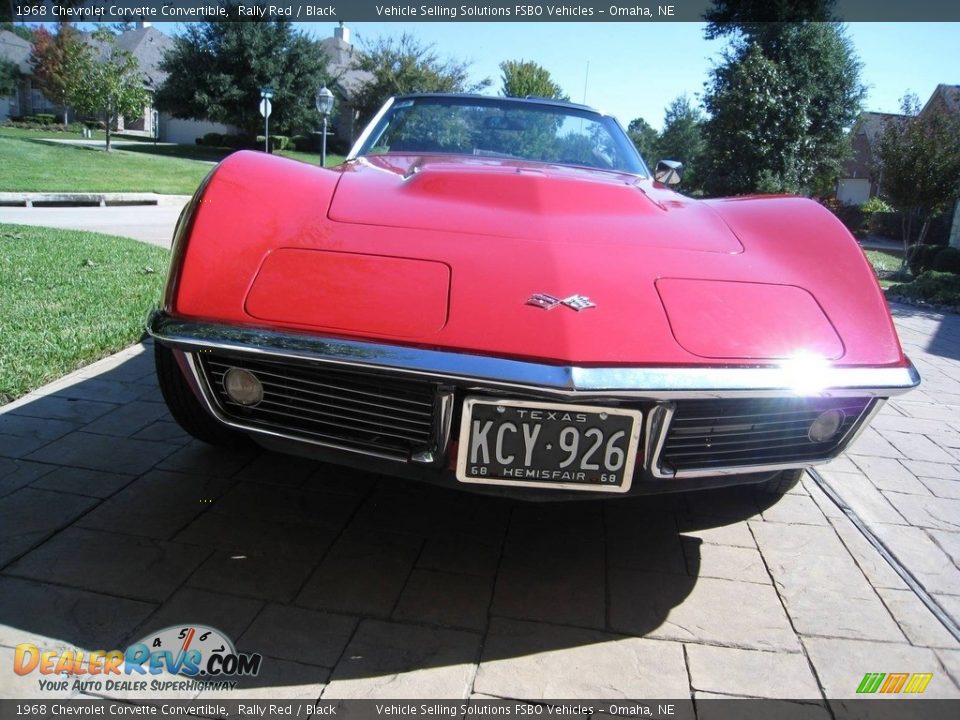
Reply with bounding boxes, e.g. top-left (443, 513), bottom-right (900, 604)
top-left (35, 113), bottom-right (56, 125)
top-left (888, 271), bottom-right (960, 306)
top-left (223, 134), bottom-right (253, 149)
top-left (0, 120), bottom-right (83, 134)
top-left (861, 196), bottom-right (893, 214)
top-left (292, 133), bottom-right (319, 152)
top-left (908, 244), bottom-right (942, 276)
top-left (198, 132), bottom-right (224, 147)
top-left (931, 247), bottom-right (960, 275)
top-left (255, 134), bottom-right (290, 152)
